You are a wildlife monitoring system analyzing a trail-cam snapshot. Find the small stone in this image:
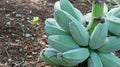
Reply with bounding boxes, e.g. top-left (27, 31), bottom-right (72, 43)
top-left (8, 58), bottom-right (12, 62)
top-left (8, 17), bottom-right (14, 21)
top-left (27, 55), bottom-right (33, 58)
top-left (27, 17), bottom-right (30, 20)
top-left (19, 48), bottom-right (23, 52)
top-left (16, 14), bottom-right (22, 17)
top-left (47, 3), bottom-right (53, 6)
top-left (42, 35), bottom-right (47, 38)
top-left (31, 37), bottom-right (34, 40)
top-left (21, 18), bottom-right (24, 21)
top-left (32, 52), bottom-right (37, 54)
top-left (30, 10), bottom-right (32, 13)
top-left (5, 14), bottom-right (10, 17)
top-left (25, 34), bottom-right (32, 37)
top-left (15, 39), bottom-right (19, 42)
top-left (6, 22), bottom-right (10, 25)
top-left (11, 33), bottom-right (15, 36)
